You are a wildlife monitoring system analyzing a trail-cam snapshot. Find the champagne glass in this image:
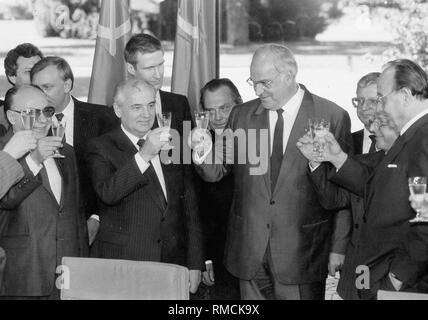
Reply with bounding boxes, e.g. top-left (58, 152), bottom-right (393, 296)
top-left (409, 177), bottom-right (428, 223)
top-left (195, 111), bottom-right (210, 157)
top-left (309, 118), bottom-right (330, 161)
top-left (21, 109), bottom-right (37, 130)
top-left (156, 112), bottom-right (173, 151)
top-left (52, 119), bottom-right (66, 158)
